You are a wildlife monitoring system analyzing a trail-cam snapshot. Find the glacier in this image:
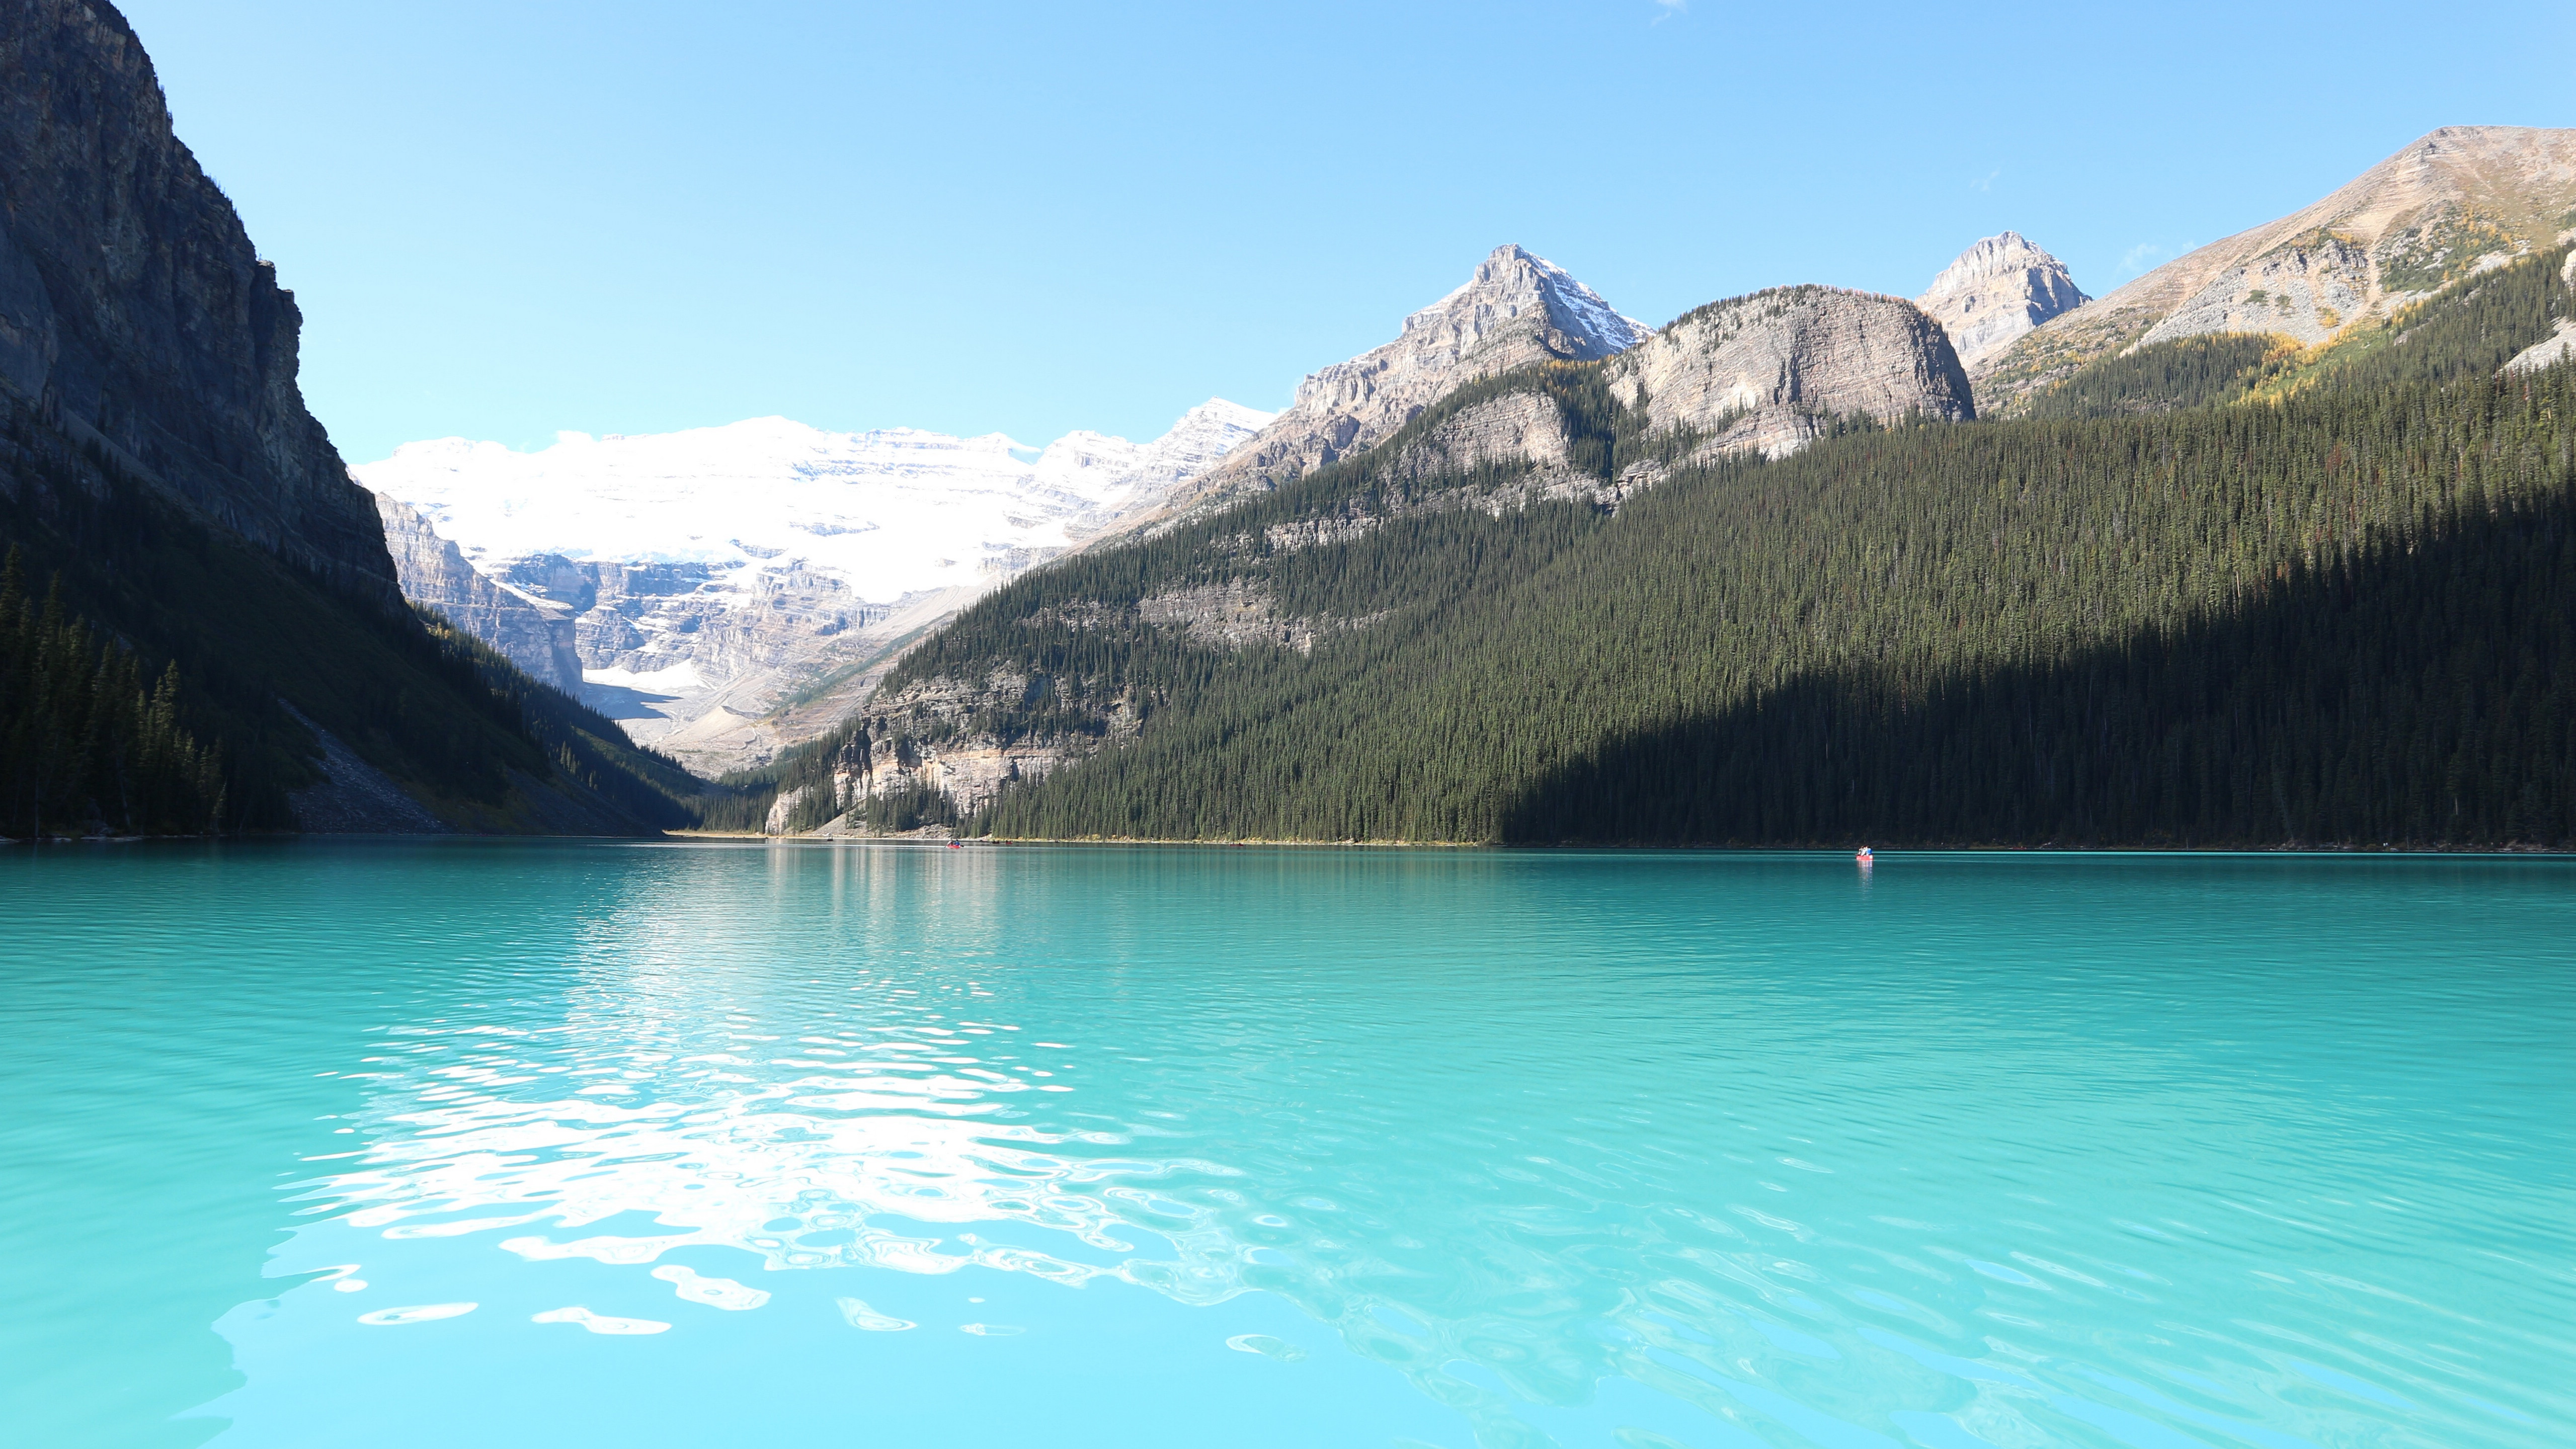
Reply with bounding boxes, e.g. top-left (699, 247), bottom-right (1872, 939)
top-left (355, 400), bottom-right (1271, 772)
